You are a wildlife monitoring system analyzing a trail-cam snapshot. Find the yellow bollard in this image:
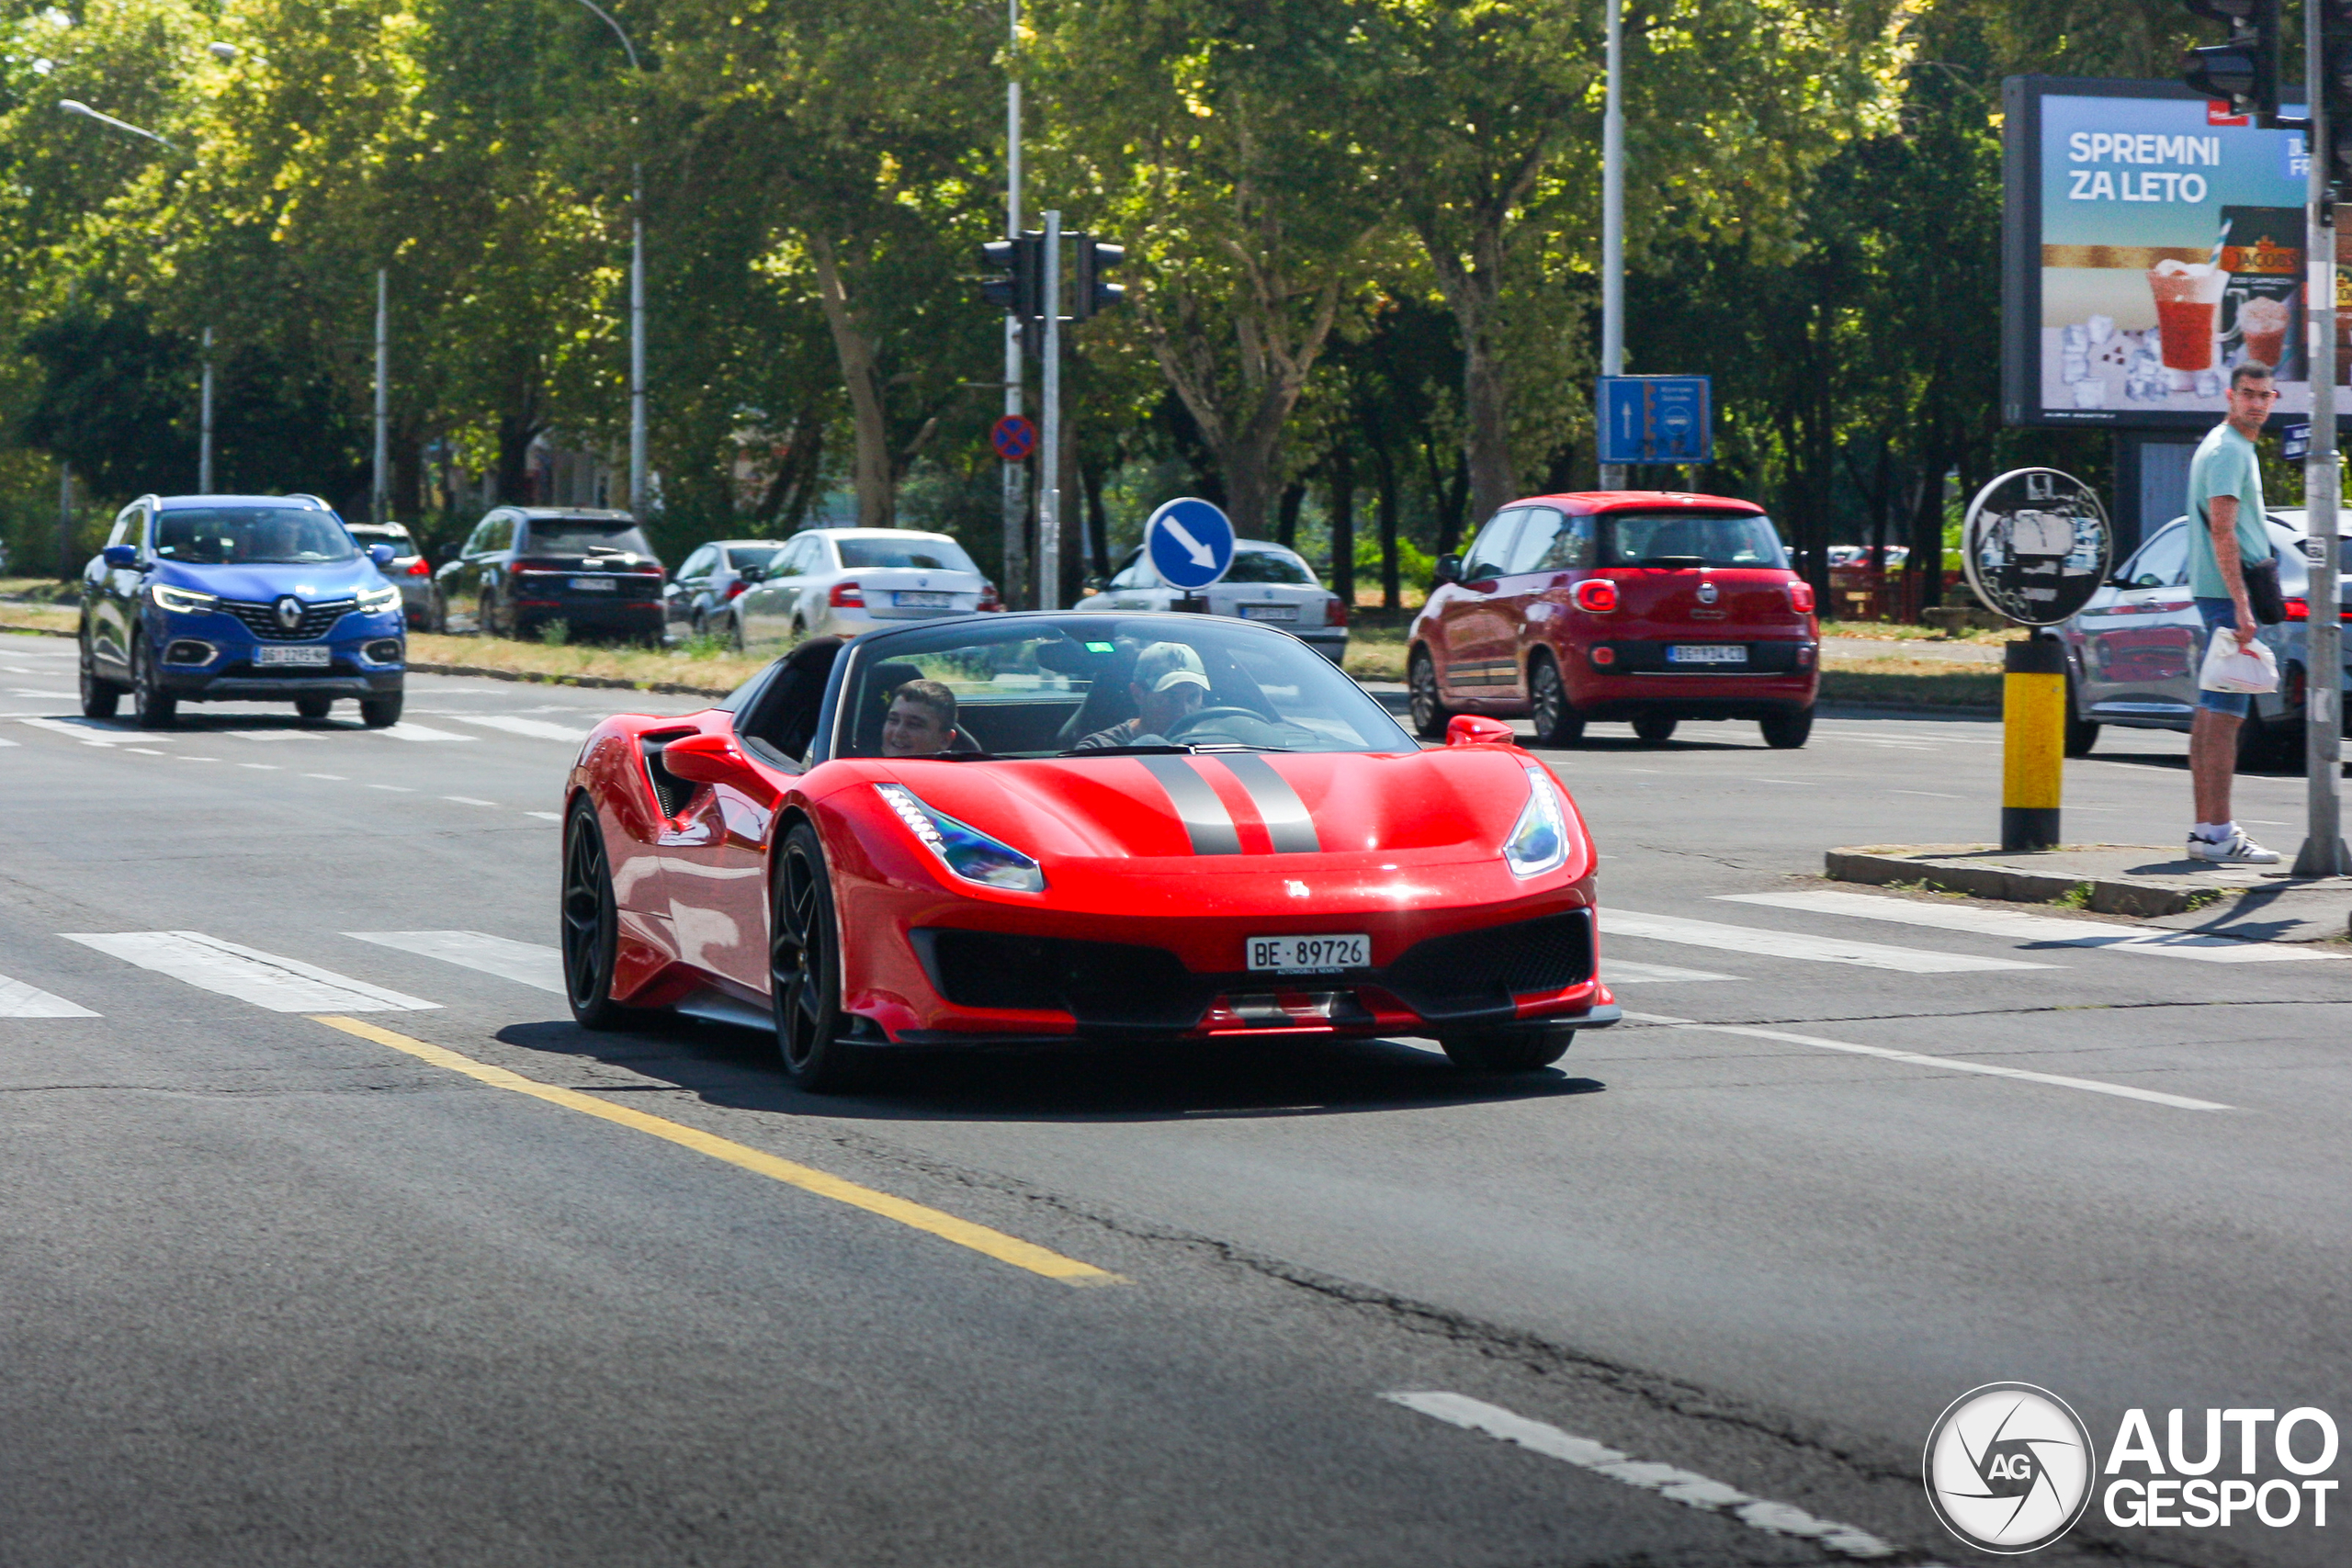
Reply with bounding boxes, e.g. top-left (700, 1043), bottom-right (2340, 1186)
top-left (2002, 637), bottom-right (2067, 851)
